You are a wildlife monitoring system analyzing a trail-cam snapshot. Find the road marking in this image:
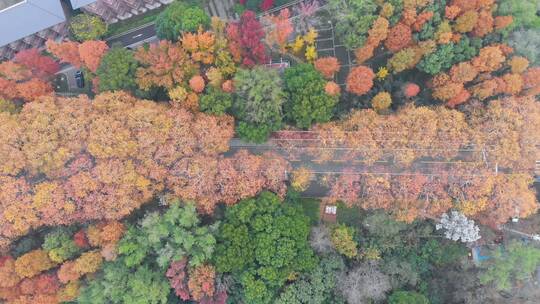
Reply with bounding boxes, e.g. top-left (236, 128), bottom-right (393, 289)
top-left (132, 34), bottom-right (143, 39)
